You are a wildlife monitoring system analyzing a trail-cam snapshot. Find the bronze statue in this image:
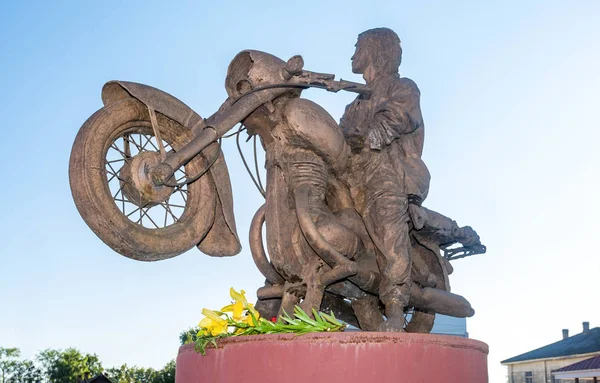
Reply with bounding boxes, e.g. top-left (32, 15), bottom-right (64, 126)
top-left (69, 28), bottom-right (485, 333)
top-left (339, 28), bottom-right (431, 331)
